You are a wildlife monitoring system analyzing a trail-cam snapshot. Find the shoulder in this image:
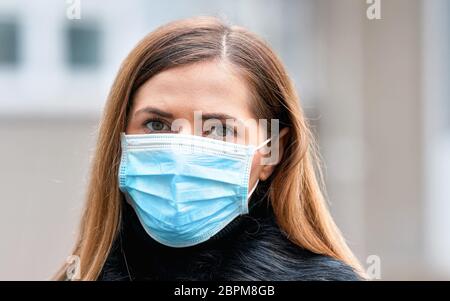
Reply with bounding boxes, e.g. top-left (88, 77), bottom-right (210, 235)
top-left (226, 216), bottom-right (362, 281)
top-left (283, 251), bottom-right (362, 281)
